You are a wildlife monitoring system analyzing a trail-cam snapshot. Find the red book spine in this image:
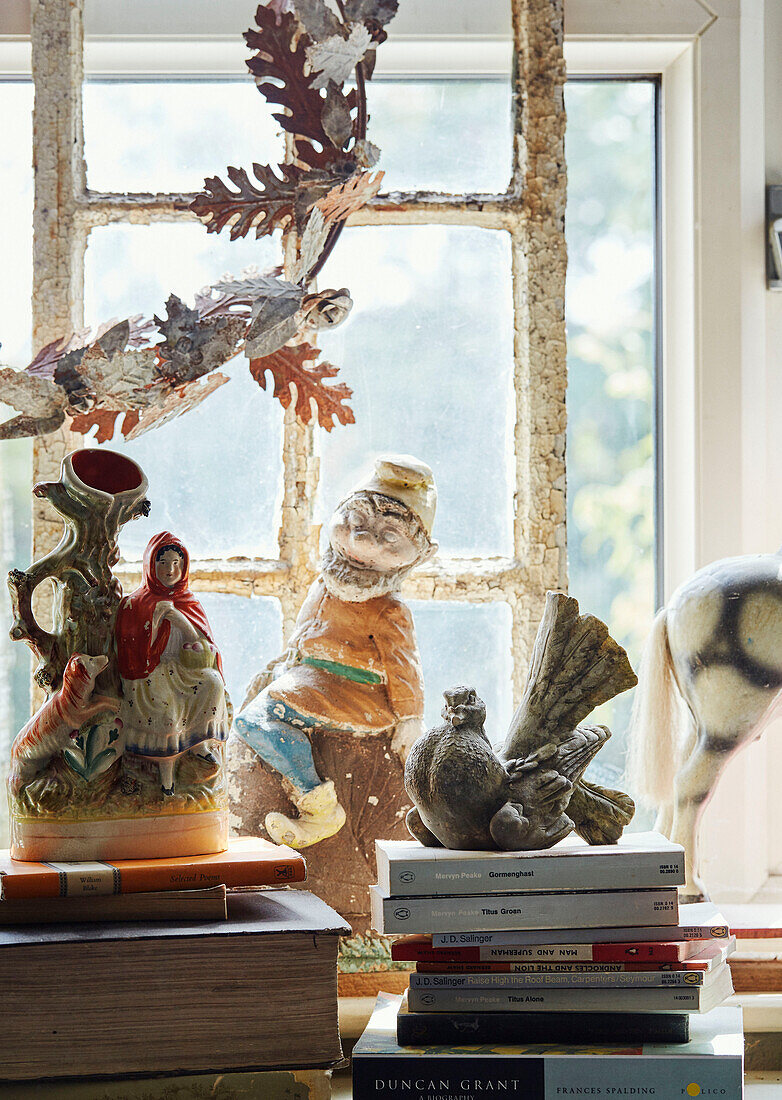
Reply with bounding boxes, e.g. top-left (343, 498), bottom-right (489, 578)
top-left (415, 960), bottom-right (708, 974)
top-left (391, 944), bottom-right (481, 963)
top-left (590, 942), bottom-right (686, 962)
